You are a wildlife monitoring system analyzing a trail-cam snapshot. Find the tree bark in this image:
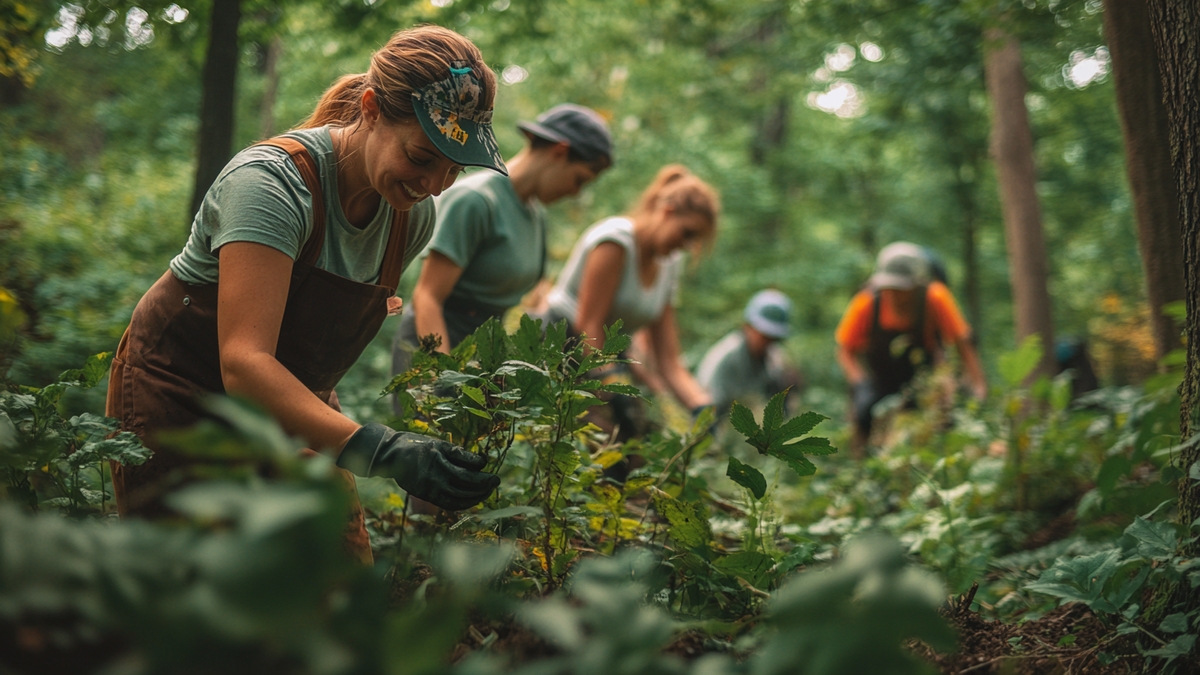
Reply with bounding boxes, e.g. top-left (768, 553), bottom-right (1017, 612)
top-left (982, 28), bottom-right (1056, 378)
top-left (189, 0), bottom-right (243, 220)
top-left (1145, 0), bottom-right (1199, 559)
top-left (259, 35), bottom-right (282, 139)
top-left (1103, 0), bottom-right (1186, 362)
